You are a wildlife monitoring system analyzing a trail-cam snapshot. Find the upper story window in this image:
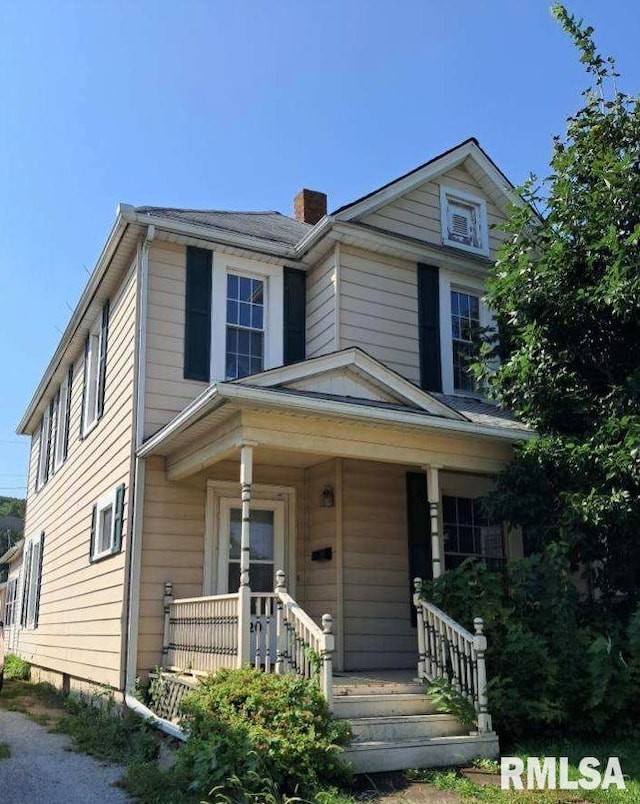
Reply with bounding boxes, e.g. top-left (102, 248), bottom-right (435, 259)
top-left (53, 366), bottom-right (72, 471)
top-left (36, 405), bottom-right (51, 491)
top-left (225, 274), bottom-right (264, 380)
top-left (81, 301), bottom-right (109, 437)
top-left (451, 290), bottom-right (480, 393)
top-left (440, 186), bottom-right (488, 257)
